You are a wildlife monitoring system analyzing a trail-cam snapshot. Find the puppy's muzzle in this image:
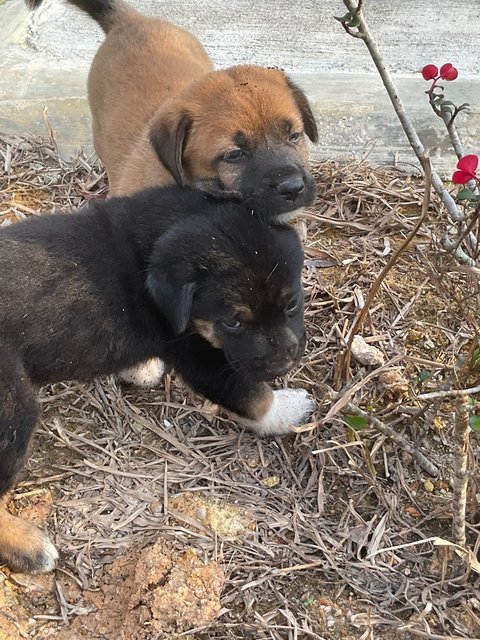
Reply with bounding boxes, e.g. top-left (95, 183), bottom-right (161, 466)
top-left (270, 166), bottom-right (306, 202)
top-left (255, 331), bottom-right (305, 380)
top-left (276, 175), bottom-right (305, 201)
